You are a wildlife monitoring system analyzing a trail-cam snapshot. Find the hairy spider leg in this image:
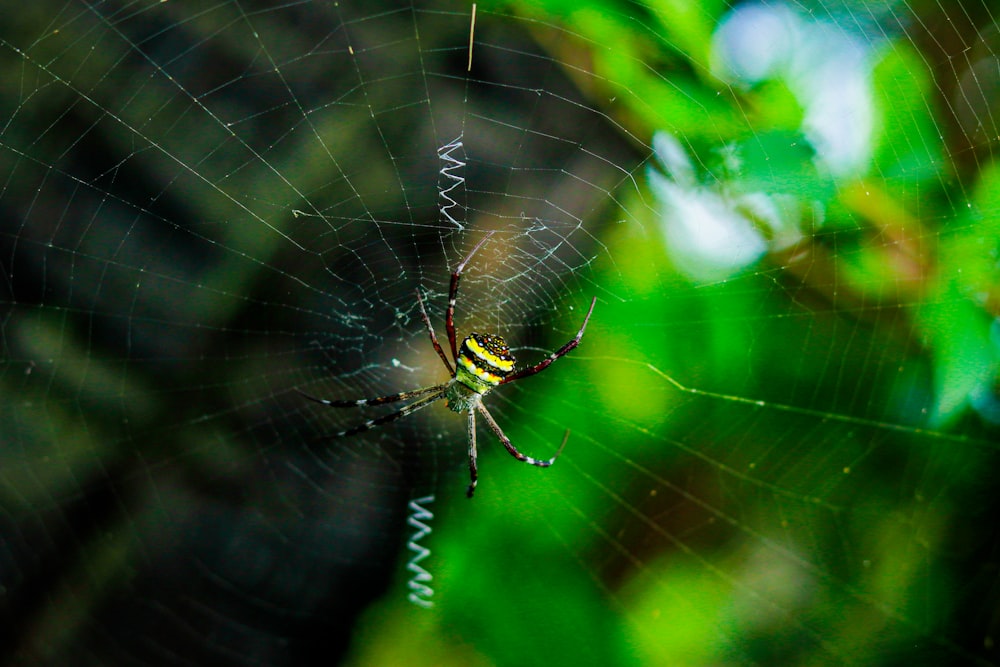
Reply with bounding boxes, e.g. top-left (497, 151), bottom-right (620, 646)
top-left (446, 231), bottom-right (496, 363)
top-left (466, 408), bottom-right (478, 497)
top-left (466, 404), bottom-right (570, 498)
top-left (415, 288), bottom-right (454, 375)
top-left (295, 384), bottom-right (445, 408)
top-left (501, 296), bottom-right (597, 384)
top-left (477, 404), bottom-right (568, 467)
top-left (301, 387), bottom-right (448, 439)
